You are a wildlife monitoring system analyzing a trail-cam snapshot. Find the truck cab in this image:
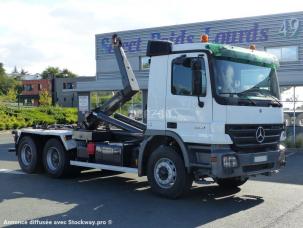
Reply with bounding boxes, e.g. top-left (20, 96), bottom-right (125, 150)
top-left (143, 39), bottom-right (285, 193)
